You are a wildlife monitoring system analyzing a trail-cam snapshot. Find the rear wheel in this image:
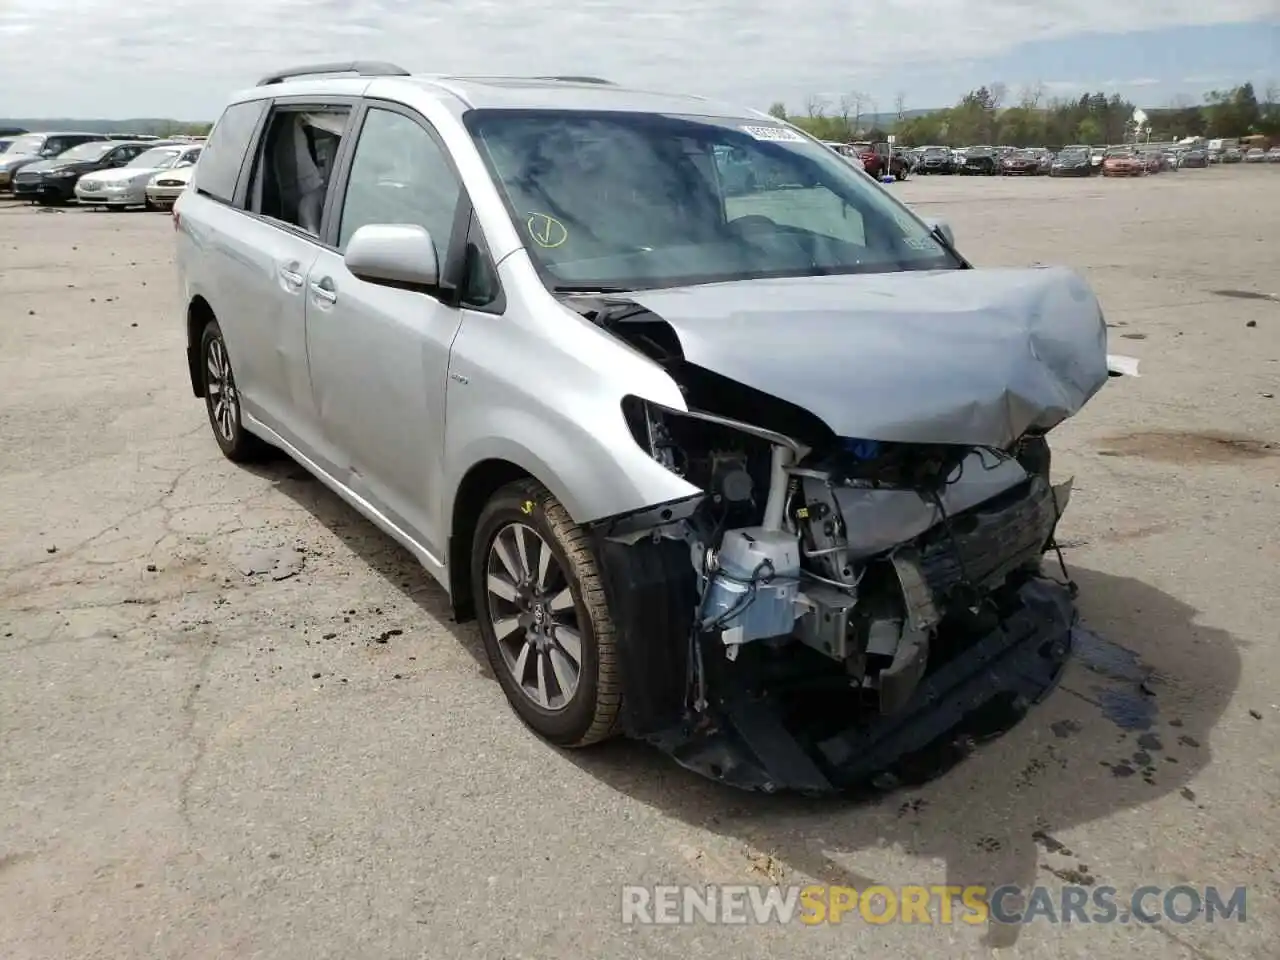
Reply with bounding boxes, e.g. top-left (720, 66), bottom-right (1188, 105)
top-left (472, 479), bottom-right (622, 747)
top-left (199, 320), bottom-right (271, 462)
